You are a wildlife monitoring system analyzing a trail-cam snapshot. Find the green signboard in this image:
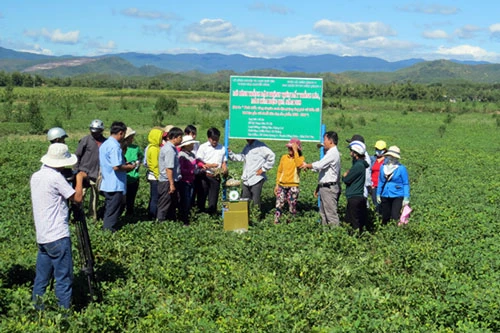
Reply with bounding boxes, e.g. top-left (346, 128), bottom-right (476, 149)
top-left (229, 76), bottom-right (323, 141)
